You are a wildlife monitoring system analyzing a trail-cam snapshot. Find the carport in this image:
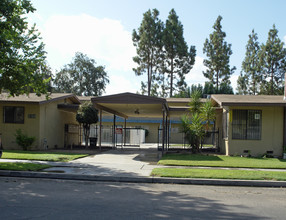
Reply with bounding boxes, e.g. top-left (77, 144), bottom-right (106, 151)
top-left (91, 93), bottom-right (169, 151)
